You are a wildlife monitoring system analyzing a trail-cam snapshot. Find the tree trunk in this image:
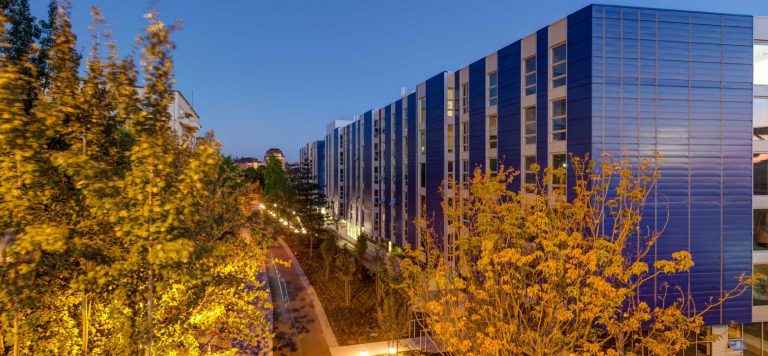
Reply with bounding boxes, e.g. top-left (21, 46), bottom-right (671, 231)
top-left (13, 302), bottom-right (18, 356)
top-left (82, 292), bottom-right (89, 355)
top-left (146, 263), bottom-right (154, 356)
top-left (309, 233), bottom-right (313, 258)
